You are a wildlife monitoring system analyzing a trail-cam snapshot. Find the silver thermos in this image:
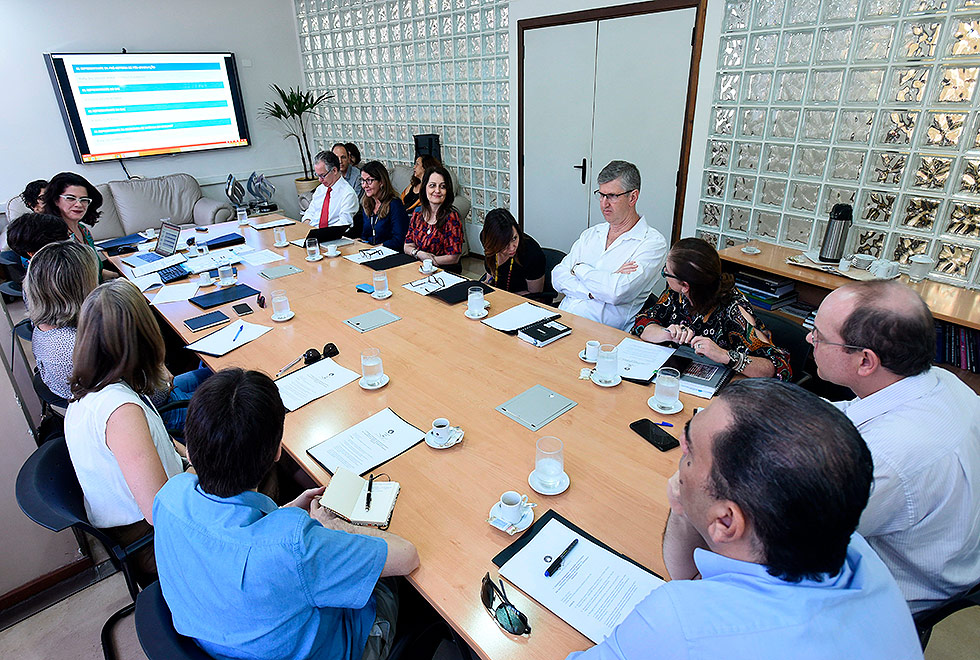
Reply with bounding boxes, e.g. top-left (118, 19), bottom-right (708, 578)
top-left (819, 203), bottom-right (852, 262)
